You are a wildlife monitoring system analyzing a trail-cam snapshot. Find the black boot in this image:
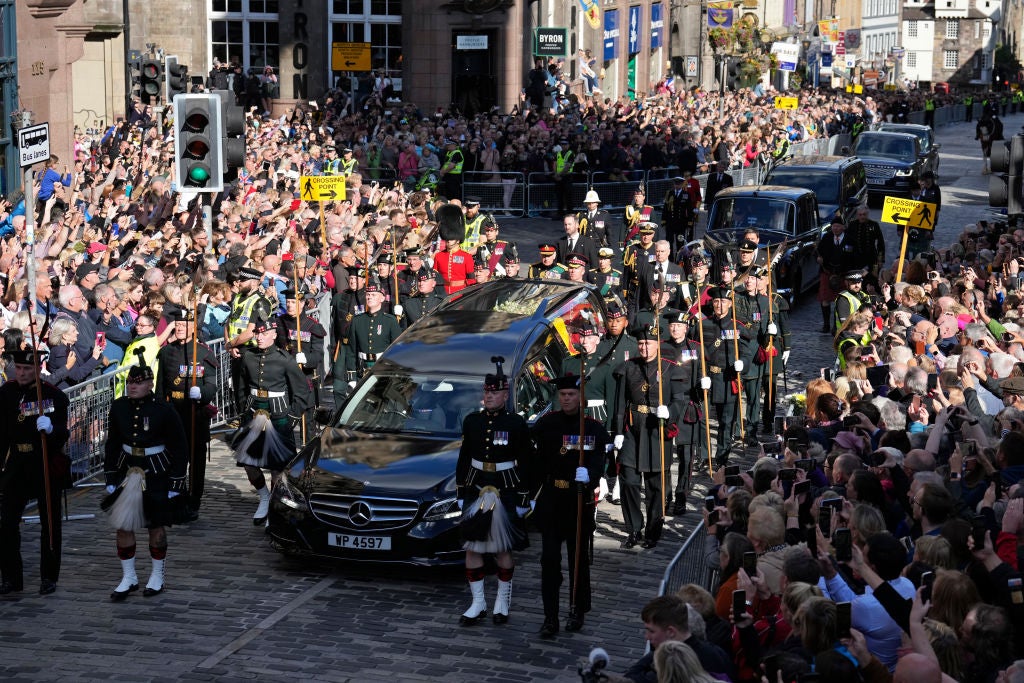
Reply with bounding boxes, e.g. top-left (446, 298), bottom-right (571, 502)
top-left (539, 615), bottom-right (559, 639)
top-left (820, 306), bottom-right (832, 334)
top-left (565, 607), bottom-right (585, 632)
